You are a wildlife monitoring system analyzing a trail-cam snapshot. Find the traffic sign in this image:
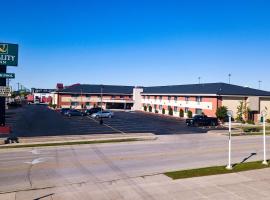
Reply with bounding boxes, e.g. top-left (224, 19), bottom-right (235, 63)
top-left (0, 73), bottom-right (15, 79)
top-left (0, 86), bottom-right (11, 97)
